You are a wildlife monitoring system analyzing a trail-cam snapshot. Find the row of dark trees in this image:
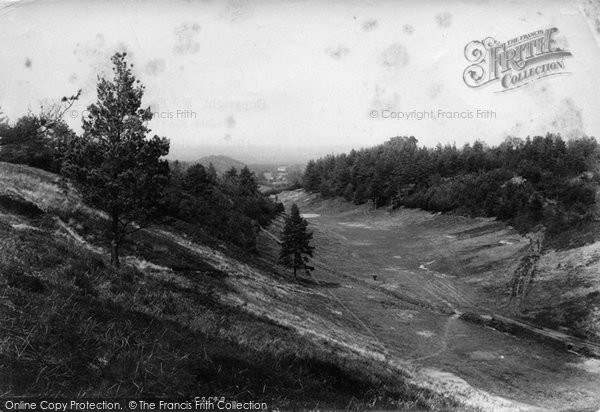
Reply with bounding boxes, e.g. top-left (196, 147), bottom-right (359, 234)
top-left (303, 135), bottom-right (599, 234)
top-left (0, 53), bottom-right (283, 266)
top-left (165, 161), bottom-right (283, 251)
